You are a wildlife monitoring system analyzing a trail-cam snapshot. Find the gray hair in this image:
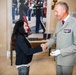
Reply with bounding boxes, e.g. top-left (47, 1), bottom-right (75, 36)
top-left (56, 2), bottom-right (69, 12)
